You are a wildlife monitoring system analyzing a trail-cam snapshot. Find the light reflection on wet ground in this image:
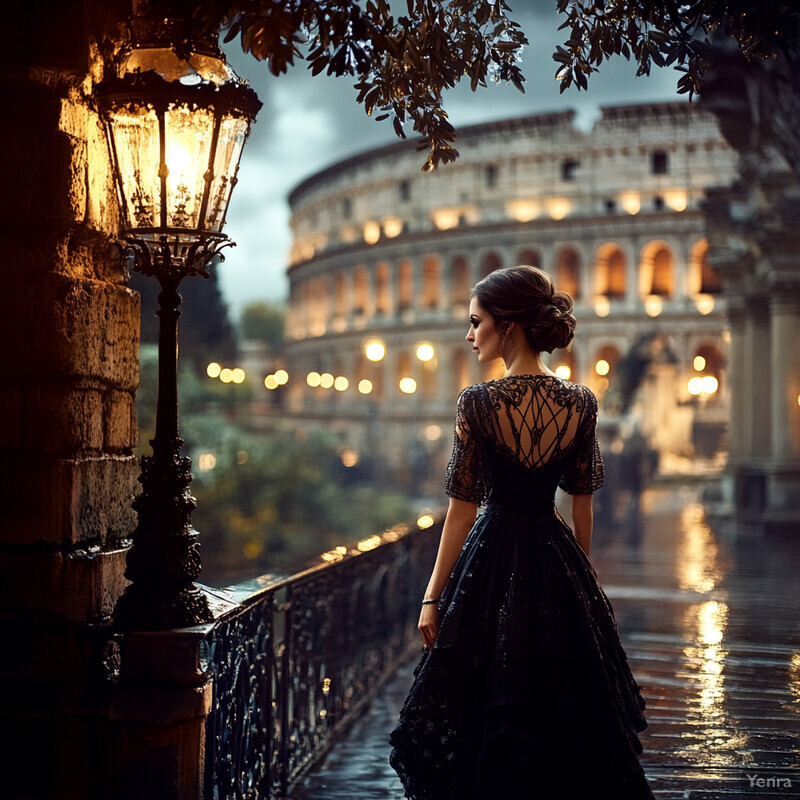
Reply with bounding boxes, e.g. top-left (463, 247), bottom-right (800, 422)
top-left (290, 483), bottom-right (800, 799)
